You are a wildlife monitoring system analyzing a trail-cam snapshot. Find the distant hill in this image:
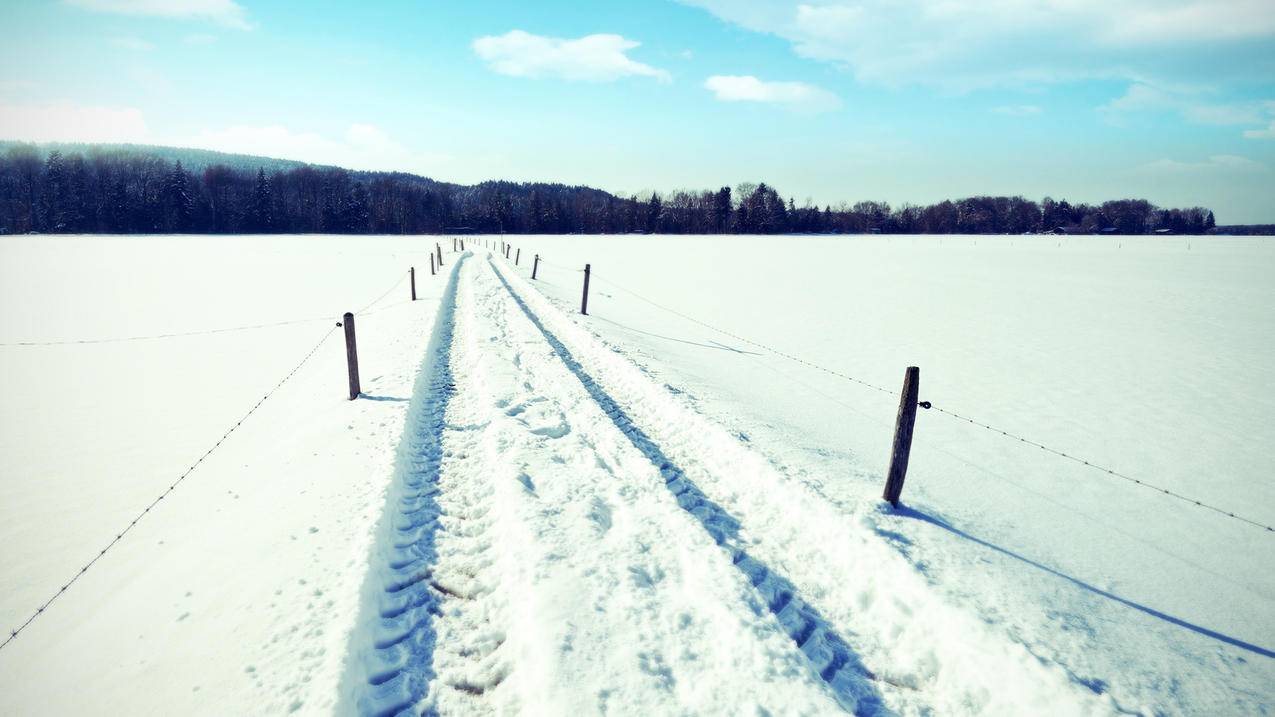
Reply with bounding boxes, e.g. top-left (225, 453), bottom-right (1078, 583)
top-left (0, 141), bottom-right (319, 174)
